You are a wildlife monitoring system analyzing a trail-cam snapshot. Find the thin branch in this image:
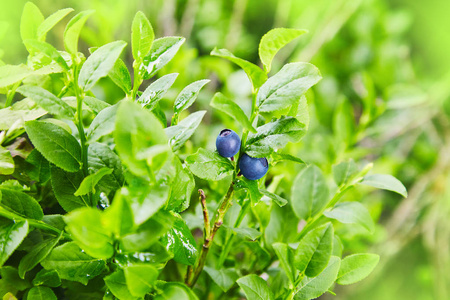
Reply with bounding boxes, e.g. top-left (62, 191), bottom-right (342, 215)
top-left (199, 189), bottom-right (210, 239)
top-left (186, 182), bottom-right (235, 287)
